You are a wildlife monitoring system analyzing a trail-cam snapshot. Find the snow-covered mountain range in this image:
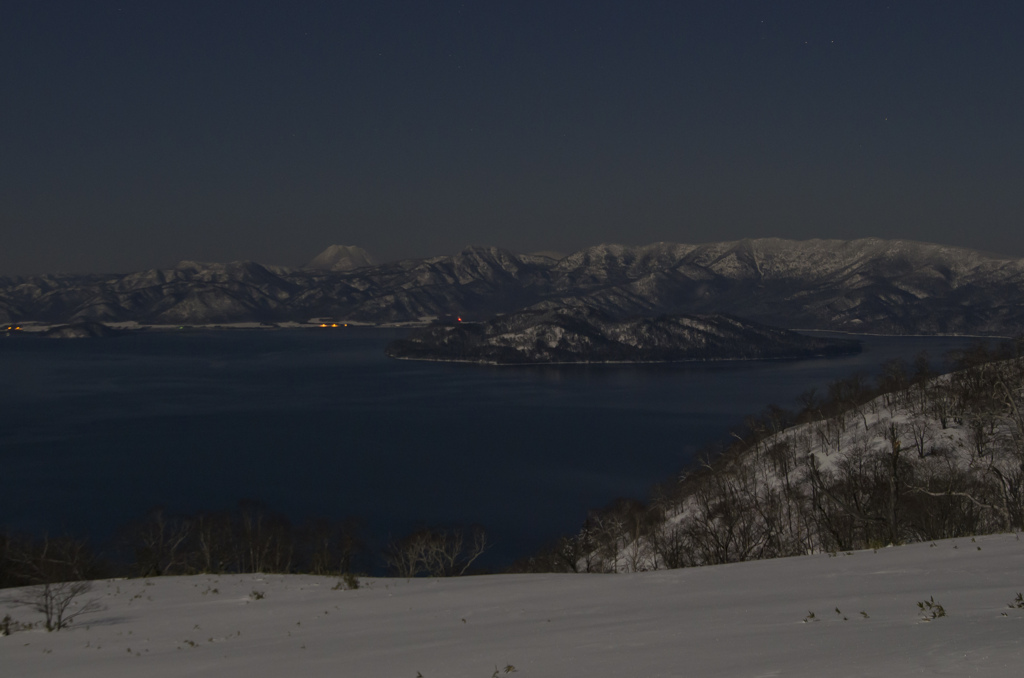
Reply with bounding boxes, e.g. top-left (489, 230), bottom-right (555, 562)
top-left (3, 238), bottom-right (1024, 333)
